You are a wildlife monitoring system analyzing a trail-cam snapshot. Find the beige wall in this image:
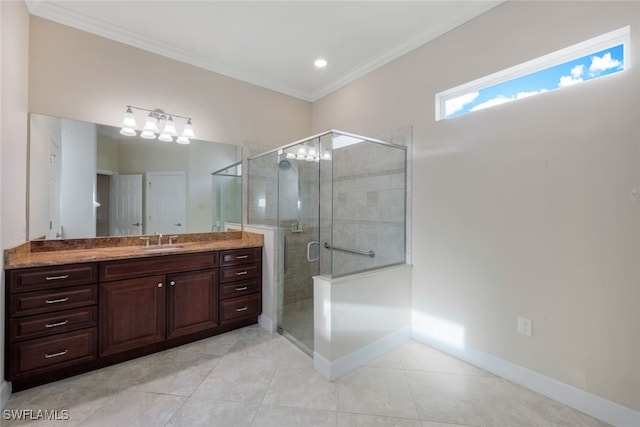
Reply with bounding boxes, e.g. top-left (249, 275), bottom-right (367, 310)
top-left (313, 1), bottom-right (640, 411)
top-left (1, 0), bottom-right (30, 408)
top-left (28, 16), bottom-right (311, 149)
